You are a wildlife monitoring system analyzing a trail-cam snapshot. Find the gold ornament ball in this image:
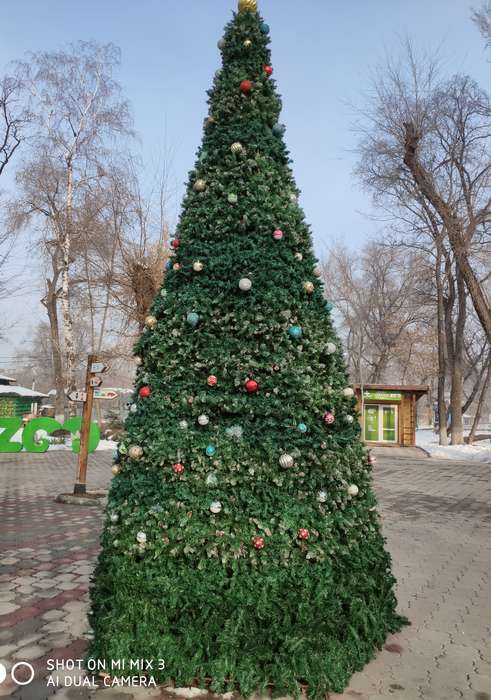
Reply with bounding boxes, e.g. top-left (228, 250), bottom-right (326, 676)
top-left (303, 281), bottom-right (315, 294)
top-left (193, 261), bottom-right (204, 272)
top-left (239, 0), bottom-right (257, 12)
top-left (111, 465), bottom-right (120, 475)
top-left (313, 268), bottom-right (322, 278)
top-left (295, 252), bottom-right (303, 262)
top-left (129, 445), bottom-right (143, 460)
top-left (243, 39), bottom-right (253, 49)
top-left (231, 142), bottom-right (243, 155)
top-left (145, 315), bottom-right (157, 329)
top-left (193, 179), bottom-right (207, 192)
